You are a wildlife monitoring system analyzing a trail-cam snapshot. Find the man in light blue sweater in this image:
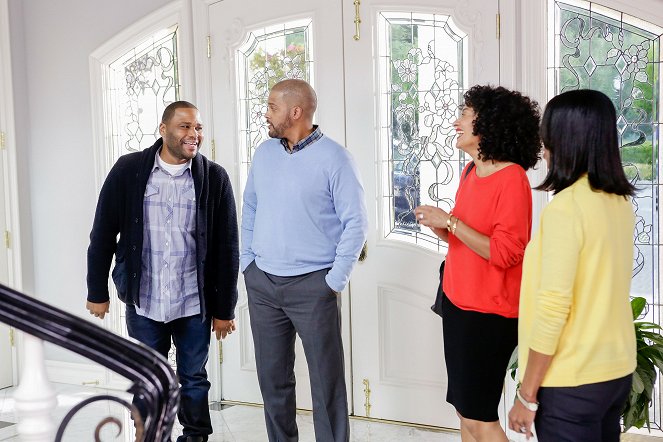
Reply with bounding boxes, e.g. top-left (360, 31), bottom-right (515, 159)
top-left (241, 79), bottom-right (368, 442)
